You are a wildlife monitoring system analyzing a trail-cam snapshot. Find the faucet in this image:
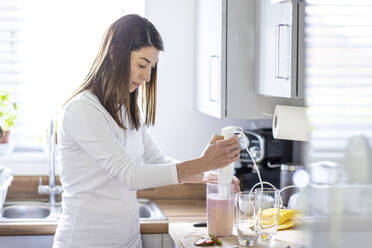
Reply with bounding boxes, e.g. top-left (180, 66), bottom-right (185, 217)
top-left (38, 119), bottom-right (63, 206)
